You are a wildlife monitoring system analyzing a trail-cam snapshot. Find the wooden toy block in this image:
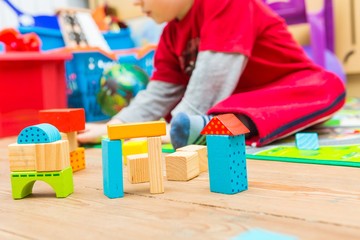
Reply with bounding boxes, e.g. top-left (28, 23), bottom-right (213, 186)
top-left (65, 131), bottom-right (79, 152)
top-left (295, 133), bottom-right (319, 150)
top-left (35, 140), bottom-right (70, 172)
top-left (8, 143), bottom-right (37, 171)
top-left (107, 121), bottom-right (166, 140)
top-left (147, 136), bottom-right (164, 194)
top-left (10, 166), bottom-right (74, 199)
top-left (127, 153), bottom-right (149, 184)
top-left (17, 123), bottom-right (61, 144)
top-left (102, 139), bottom-right (124, 198)
top-left (165, 151), bottom-right (200, 181)
top-left (206, 135), bottom-right (248, 194)
top-left (70, 147), bottom-right (85, 172)
top-left (176, 145), bottom-right (208, 172)
top-left (201, 114), bottom-right (250, 136)
top-left (123, 139), bottom-right (148, 165)
top-left (39, 108), bottom-right (85, 133)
